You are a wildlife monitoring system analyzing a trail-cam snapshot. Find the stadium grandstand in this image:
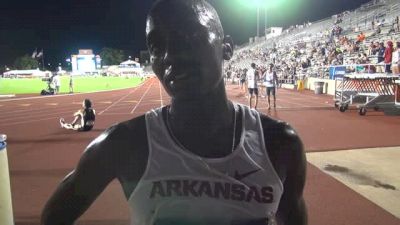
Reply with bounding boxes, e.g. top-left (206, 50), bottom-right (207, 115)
top-left (226, 0), bottom-right (400, 94)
